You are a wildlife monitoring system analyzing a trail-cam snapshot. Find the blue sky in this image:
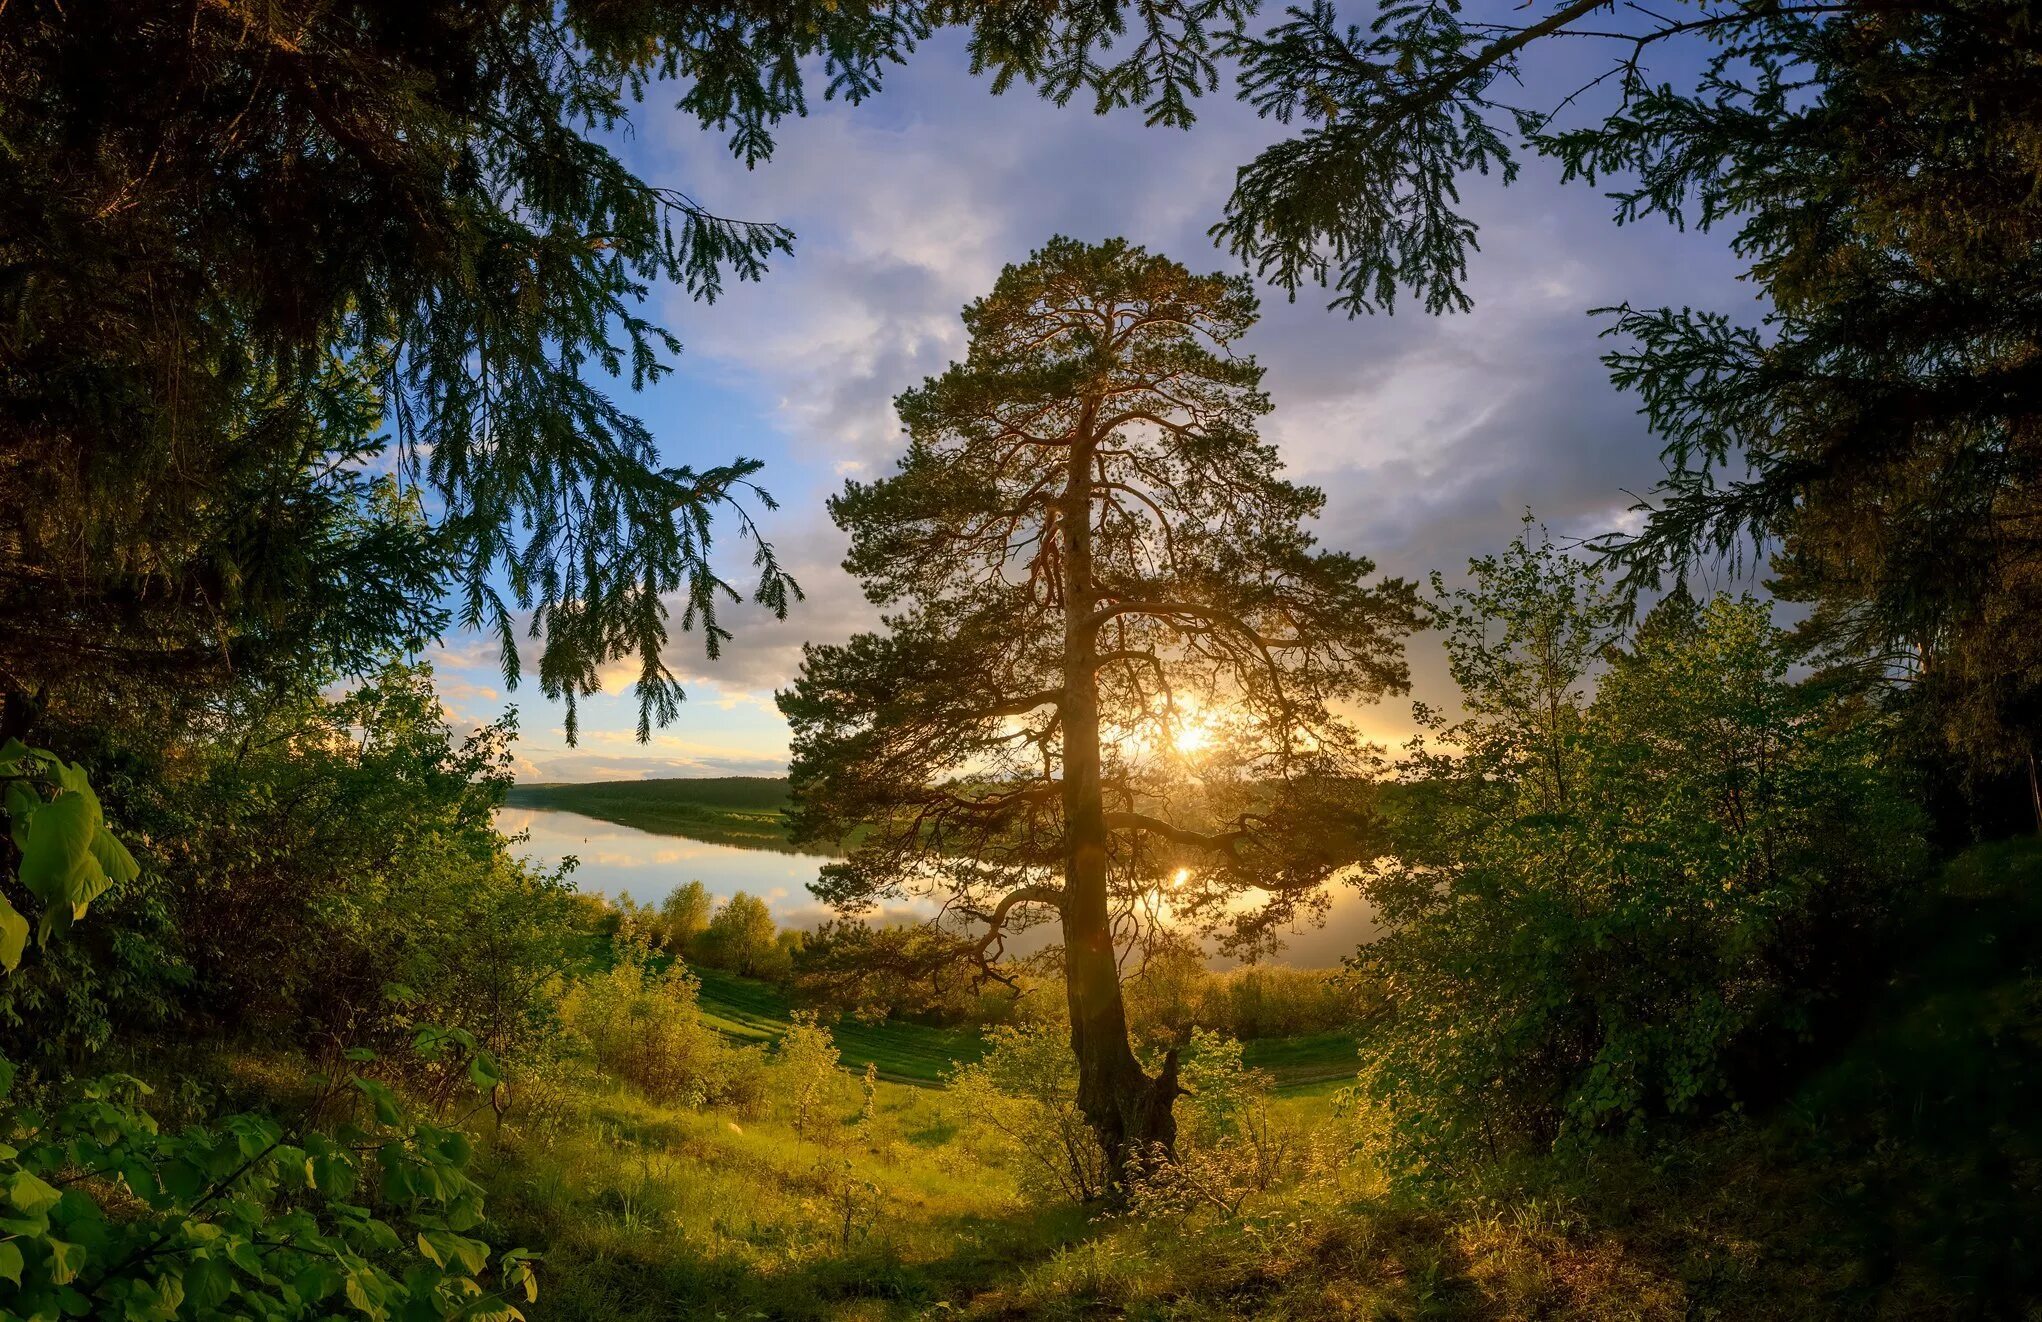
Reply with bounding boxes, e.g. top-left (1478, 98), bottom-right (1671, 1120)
top-left (429, 25), bottom-right (1756, 782)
